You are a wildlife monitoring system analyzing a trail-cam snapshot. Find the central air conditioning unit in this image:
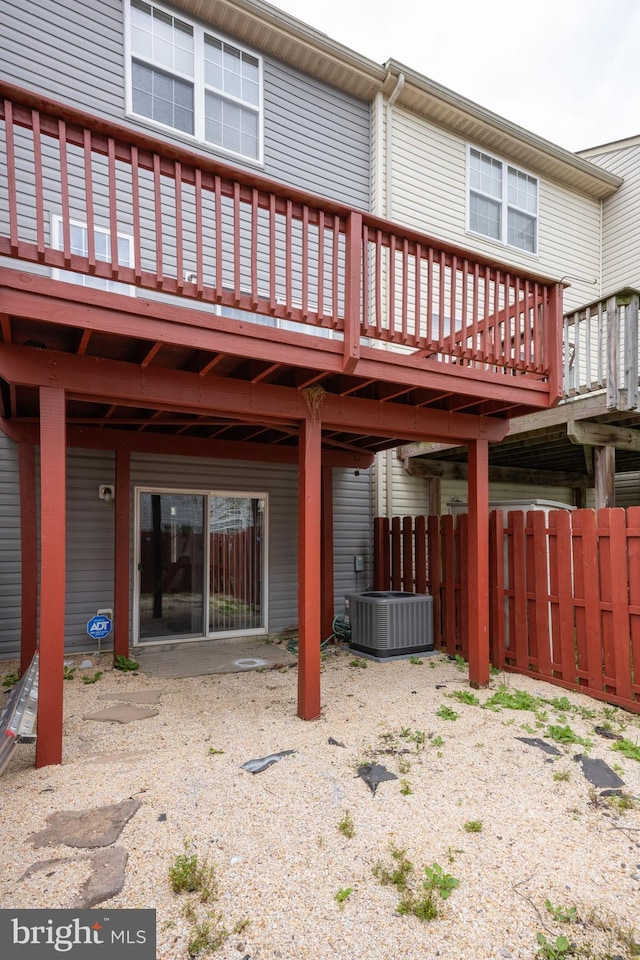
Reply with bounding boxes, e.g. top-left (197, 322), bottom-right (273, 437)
top-left (345, 591), bottom-right (434, 660)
